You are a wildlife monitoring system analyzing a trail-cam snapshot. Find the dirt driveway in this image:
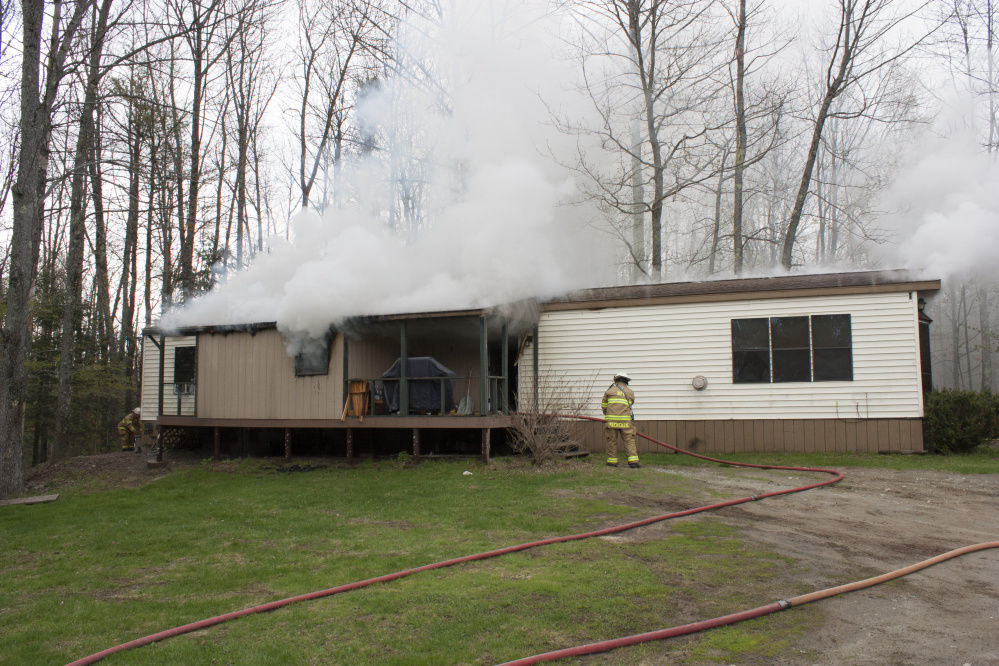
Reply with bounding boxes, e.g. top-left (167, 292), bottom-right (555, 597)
top-left (649, 464), bottom-right (999, 666)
